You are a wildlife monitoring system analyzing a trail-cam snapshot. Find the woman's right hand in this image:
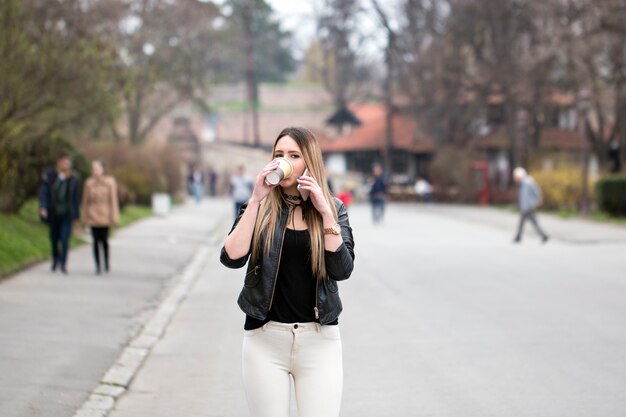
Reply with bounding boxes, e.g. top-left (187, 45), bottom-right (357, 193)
top-left (250, 160), bottom-right (279, 203)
